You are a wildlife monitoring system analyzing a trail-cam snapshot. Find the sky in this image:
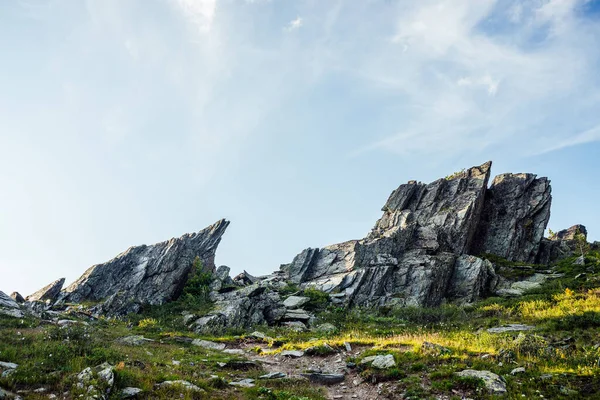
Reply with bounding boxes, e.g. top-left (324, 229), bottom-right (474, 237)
top-left (1, 0), bottom-right (600, 296)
